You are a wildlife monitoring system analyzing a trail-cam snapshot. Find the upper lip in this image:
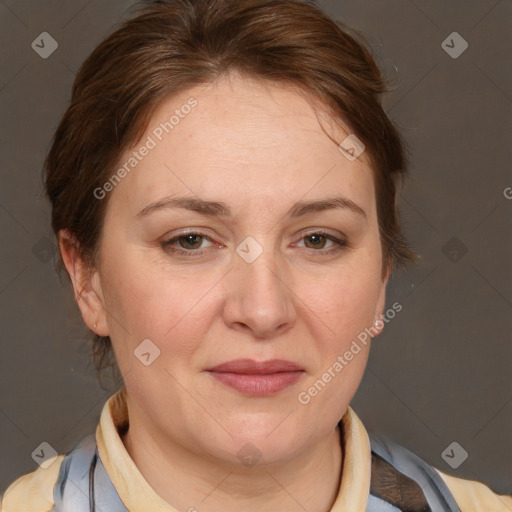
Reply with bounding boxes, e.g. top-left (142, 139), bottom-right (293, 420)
top-left (207, 359), bottom-right (304, 374)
